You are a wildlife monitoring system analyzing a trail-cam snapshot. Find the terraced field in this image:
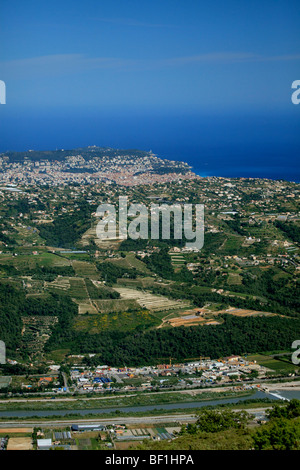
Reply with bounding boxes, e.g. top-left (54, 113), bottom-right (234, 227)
top-left (107, 253), bottom-right (151, 274)
top-left (72, 260), bottom-right (99, 278)
top-left (92, 298), bottom-right (140, 314)
top-left (45, 276), bottom-right (70, 292)
top-left (74, 299), bottom-right (98, 314)
top-left (21, 316), bottom-right (59, 355)
top-left (114, 287), bottom-right (191, 312)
